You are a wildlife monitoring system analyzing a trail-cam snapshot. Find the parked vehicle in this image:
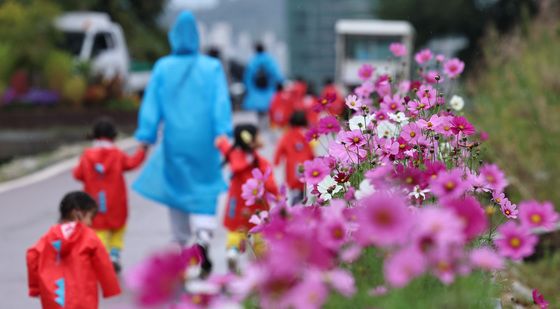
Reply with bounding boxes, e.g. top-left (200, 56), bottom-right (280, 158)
top-left (335, 19), bottom-right (414, 88)
top-left (55, 12), bottom-right (149, 94)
